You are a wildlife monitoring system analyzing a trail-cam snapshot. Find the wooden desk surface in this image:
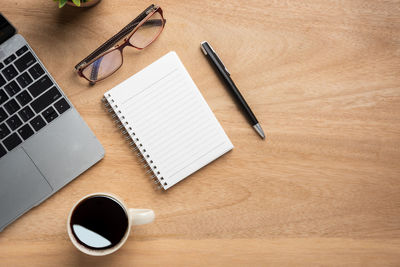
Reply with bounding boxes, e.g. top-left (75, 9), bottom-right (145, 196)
top-left (1, 0), bottom-right (400, 266)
